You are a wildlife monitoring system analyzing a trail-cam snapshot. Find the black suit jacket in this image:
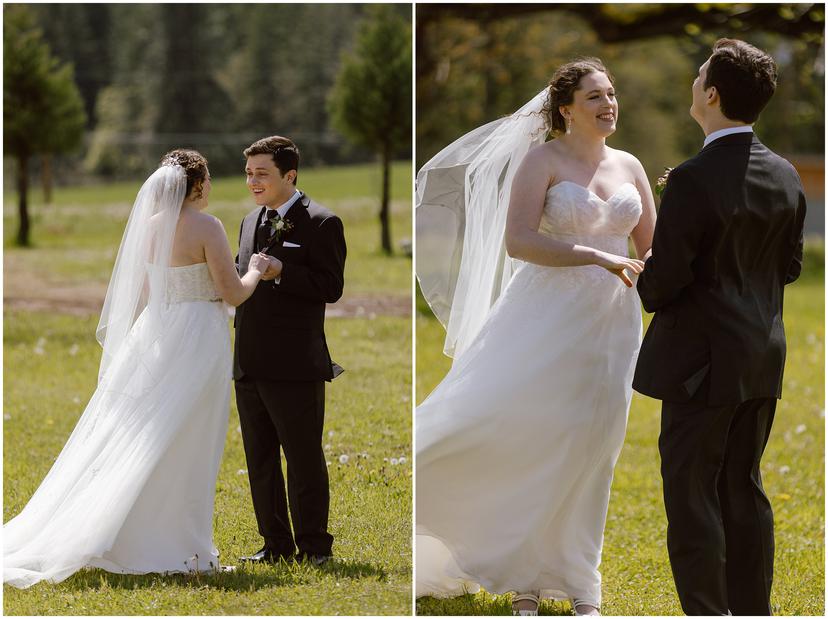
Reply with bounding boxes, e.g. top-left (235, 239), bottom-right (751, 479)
top-left (633, 133), bottom-right (806, 406)
top-left (233, 192), bottom-right (346, 382)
